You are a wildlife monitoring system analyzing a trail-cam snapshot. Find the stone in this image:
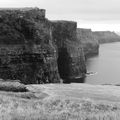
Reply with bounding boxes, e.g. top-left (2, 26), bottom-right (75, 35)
top-left (0, 80), bottom-right (27, 92)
